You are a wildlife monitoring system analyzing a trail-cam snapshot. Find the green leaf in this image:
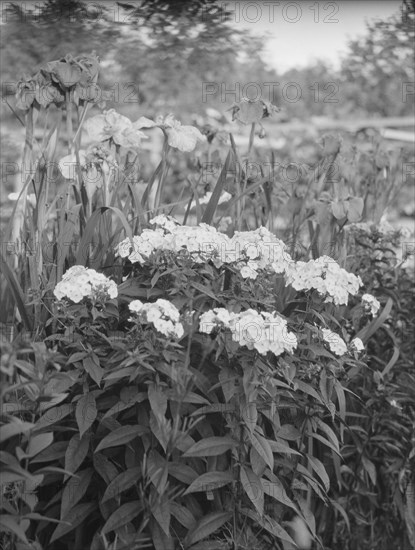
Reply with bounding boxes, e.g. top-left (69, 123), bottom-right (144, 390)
top-left (183, 436), bottom-right (236, 457)
top-left (184, 471), bottom-right (234, 494)
top-left (148, 384), bottom-right (168, 420)
top-left (0, 420), bottom-right (35, 442)
top-left (189, 281), bottom-right (218, 302)
top-left (151, 493), bottom-right (171, 535)
top-left (0, 252), bottom-right (33, 332)
top-left (75, 206), bottom-right (133, 265)
top-left (65, 433), bottom-right (90, 476)
top-left (34, 404), bottom-right (73, 430)
top-left (168, 463), bottom-right (198, 485)
top-left (240, 467), bottom-right (264, 516)
top-left (310, 432), bottom-right (340, 456)
top-left (362, 456), bottom-right (377, 485)
top-left (293, 379), bottom-right (323, 404)
top-left (94, 425), bottom-right (145, 453)
top-left (201, 149), bottom-right (233, 224)
top-left (101, 501), bottom-right (143, 535)
top-left (277, 425), bottom-right (301, 441)
top-left (83, 356), bottom-right (104, 386)
top-left (61, 468), bottom-right (93, 519)
top-left (25, 432), bottom-right (53, 458)
top-left (76, 393), bottom-right (97, 437)
top-left (249, 433), bottom-right (274, 471)
top-left (356, 297), bottom-right (393, 343)
top-left (101, 466), bottom-right (142, 502)
top-left (170, 502), bottom-right (196, 530)
top-left (184, 511), bottom-right (232, 547)
top-left (261, 478), bottom-right (297, 512)
top-left (307, 456), bottom-right (330, 492)
top-left (50, 502), bottom-right (95, 542)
